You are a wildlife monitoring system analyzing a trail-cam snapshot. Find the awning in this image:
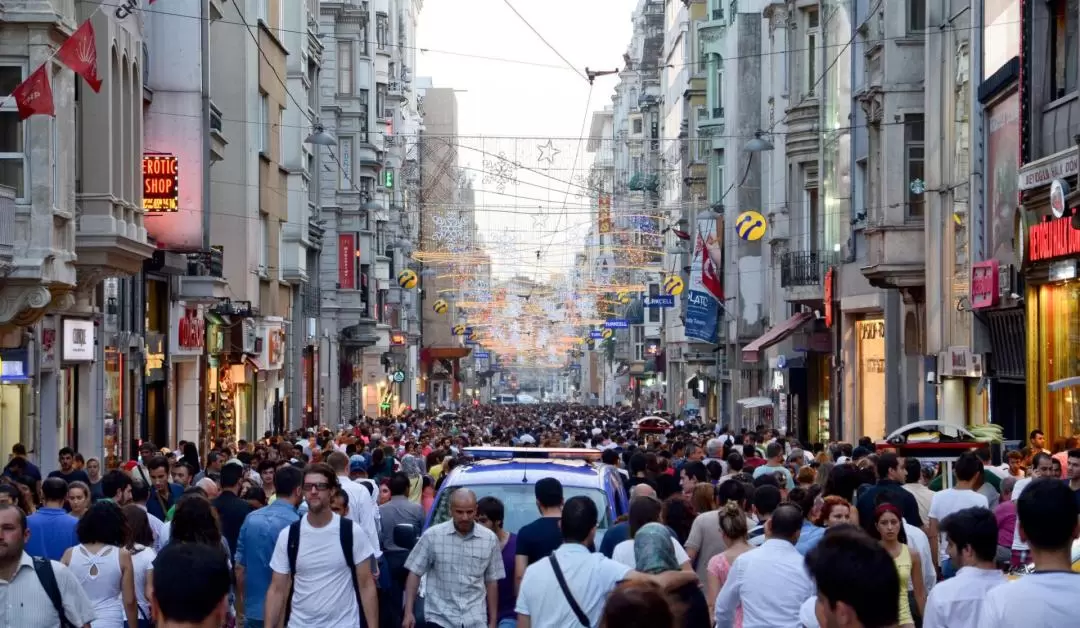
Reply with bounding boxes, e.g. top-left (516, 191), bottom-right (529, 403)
top-left (245, 356), bottom-right (263, 371)
top-left (741, 312), bottom-right (815, 363)
top-left (420, 347), bottom-right (471, 361)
